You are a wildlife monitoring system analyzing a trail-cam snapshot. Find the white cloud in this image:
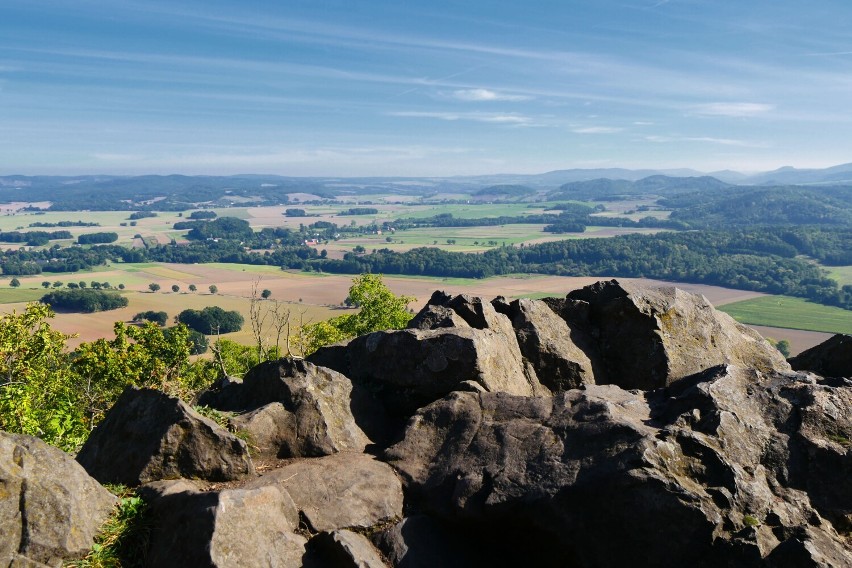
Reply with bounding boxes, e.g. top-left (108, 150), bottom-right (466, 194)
top-left (571, 126), bottom-right (623, 134)
top-left (644, 135), bottom-right (767, 148)
top-left (390, 111), bottom-right (532, 124)
top-left (691, 102), bottom-right (775, 117)
top-left (450, 88), bottom-right (530, 102)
